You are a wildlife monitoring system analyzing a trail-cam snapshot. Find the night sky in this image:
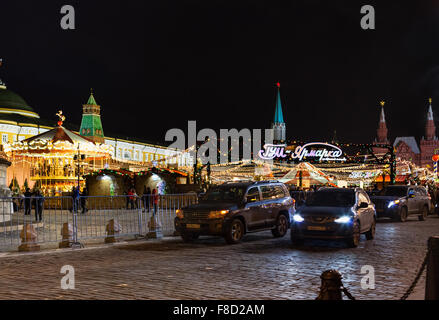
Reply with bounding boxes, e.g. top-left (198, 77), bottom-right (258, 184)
top-left (1, 1), bottom-right (439, 146)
